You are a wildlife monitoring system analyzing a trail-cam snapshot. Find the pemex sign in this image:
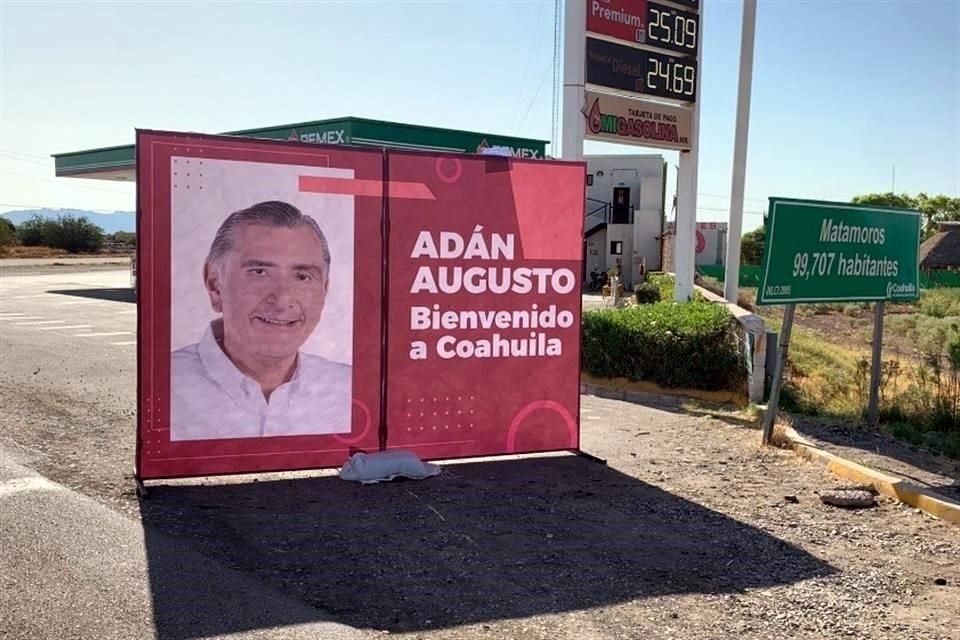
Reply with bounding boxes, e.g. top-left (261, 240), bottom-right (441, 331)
top-left (757, 198), bottom-right (921, 305)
